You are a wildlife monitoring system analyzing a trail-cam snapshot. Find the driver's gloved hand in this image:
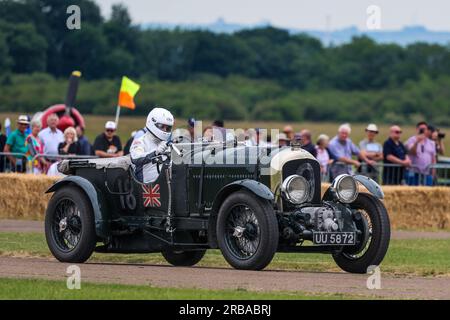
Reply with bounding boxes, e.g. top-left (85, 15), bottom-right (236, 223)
top-left (155, 141), bottom-right (169, 155)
